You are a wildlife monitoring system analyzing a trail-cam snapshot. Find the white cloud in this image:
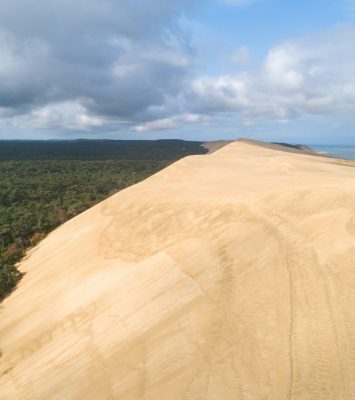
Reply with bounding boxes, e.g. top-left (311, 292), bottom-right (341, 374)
top-left (13, 101), bottom-right (106, 130)
top-left (0, 0), bottom-right (354, 137)
top-left (191, 75), bottom-right (251, 111)
top-left (0, 0), bottom-right (197, 129)
top-left (133, 113), bottom-right (210, 132)
top-left (30, 24), bottom-right (355, 134)
top-left (134, 118), bottom-right (178, 132)
top-left (187, 25), bottom-right (355, 125)
top-left (264, 45), bottom-right (304, 90)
